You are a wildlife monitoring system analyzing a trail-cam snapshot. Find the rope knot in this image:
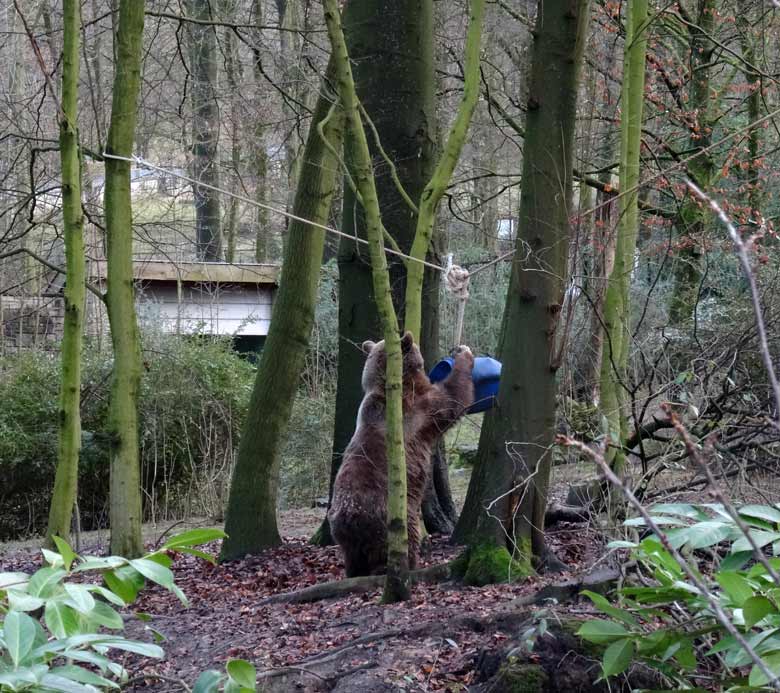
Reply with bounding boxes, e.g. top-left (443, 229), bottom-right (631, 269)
top-left (445, 258), bottom-right (470, 300)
